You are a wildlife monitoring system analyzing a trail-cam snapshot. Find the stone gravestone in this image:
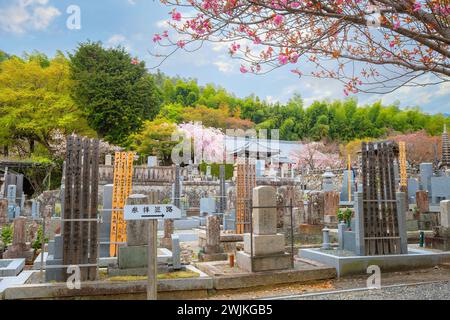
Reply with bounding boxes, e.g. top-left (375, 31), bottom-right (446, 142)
top-left (198, 215), bottom-right (227, 262)
top-left (100, 184), bottom-right (113, 257)
top-left (31, 200), bottom-right (40, 219)
top-left (105, 154), bottom-right (112, 166)
top-left (200, 197), bottom-right (216, 216)
top-left (147, 156), bottom-right (158, 167)
top-left (0, 199), bottom-right (8, 227)
top-left (340, 170), bottom-right (356, 202)
top-left (3, 217), bottom-right (34, 263)
top-left (113, 193), bottom-right (166, 276)
top-left (440, 200), bottom-right (450, 228)
top-left (323, 191), bottom-right (340, 226)
top-left (236, 186), bottom-right (291, 272)
top-left (160, 219), bottom-right (174, 249)
top-left (171, 234), bottom-right (182, 270)
top-left (416, 190), bottom-right (430, 214)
